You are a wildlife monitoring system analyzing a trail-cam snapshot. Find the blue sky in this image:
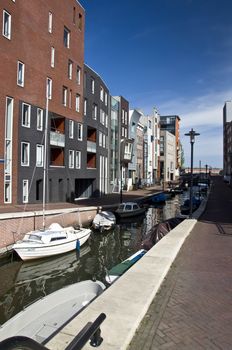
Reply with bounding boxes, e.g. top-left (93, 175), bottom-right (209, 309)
top-left (79, 0), bottom-right (232, 168)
